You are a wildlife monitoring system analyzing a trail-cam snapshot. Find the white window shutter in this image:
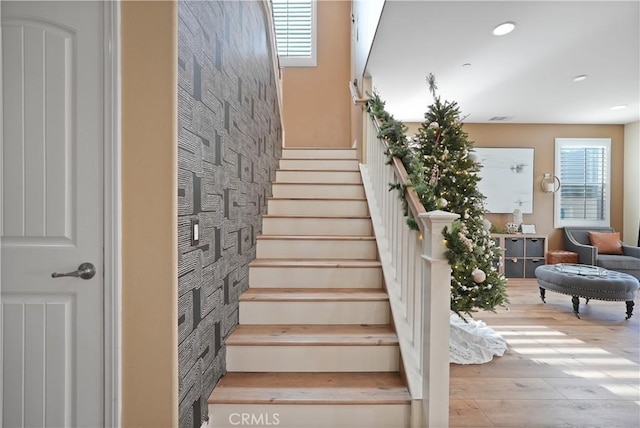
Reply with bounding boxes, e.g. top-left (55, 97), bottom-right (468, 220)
top-left (272, 0), bottom-right (317, 66)
top-left (554, 138), bottom-right (611, 228)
